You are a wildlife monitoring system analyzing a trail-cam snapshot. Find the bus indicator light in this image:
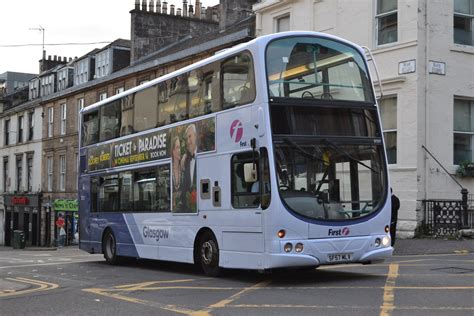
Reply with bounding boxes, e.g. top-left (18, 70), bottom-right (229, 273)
top-left (278, 230), bottom-right (286, 238)
top-left (385, 225), bottom-right (390, 233)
